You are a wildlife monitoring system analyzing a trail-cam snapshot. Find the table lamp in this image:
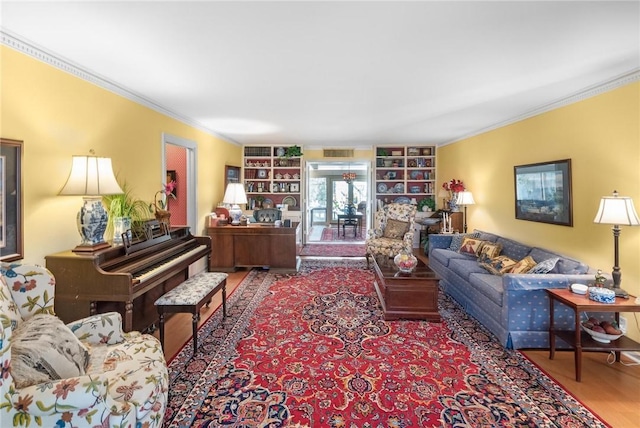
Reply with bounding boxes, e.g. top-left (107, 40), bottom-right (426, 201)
top-left (223, 182), bottom-right (248, 225)
top-left (456, 191), bottom-right (475, 233)
top-left (59, 152), bottom-right (123, 253)
top-left (593, 190), bottom-right (640, 297)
